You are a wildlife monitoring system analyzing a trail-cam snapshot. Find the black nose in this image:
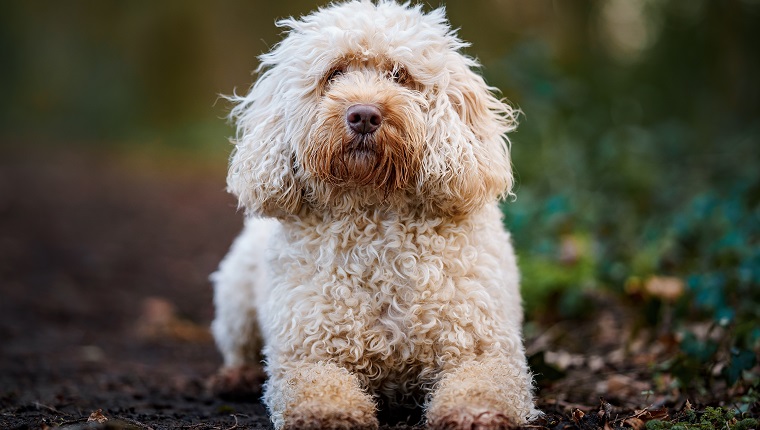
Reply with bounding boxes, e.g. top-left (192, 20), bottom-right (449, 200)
top-left (346, 104), bottom-right (382, 134)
